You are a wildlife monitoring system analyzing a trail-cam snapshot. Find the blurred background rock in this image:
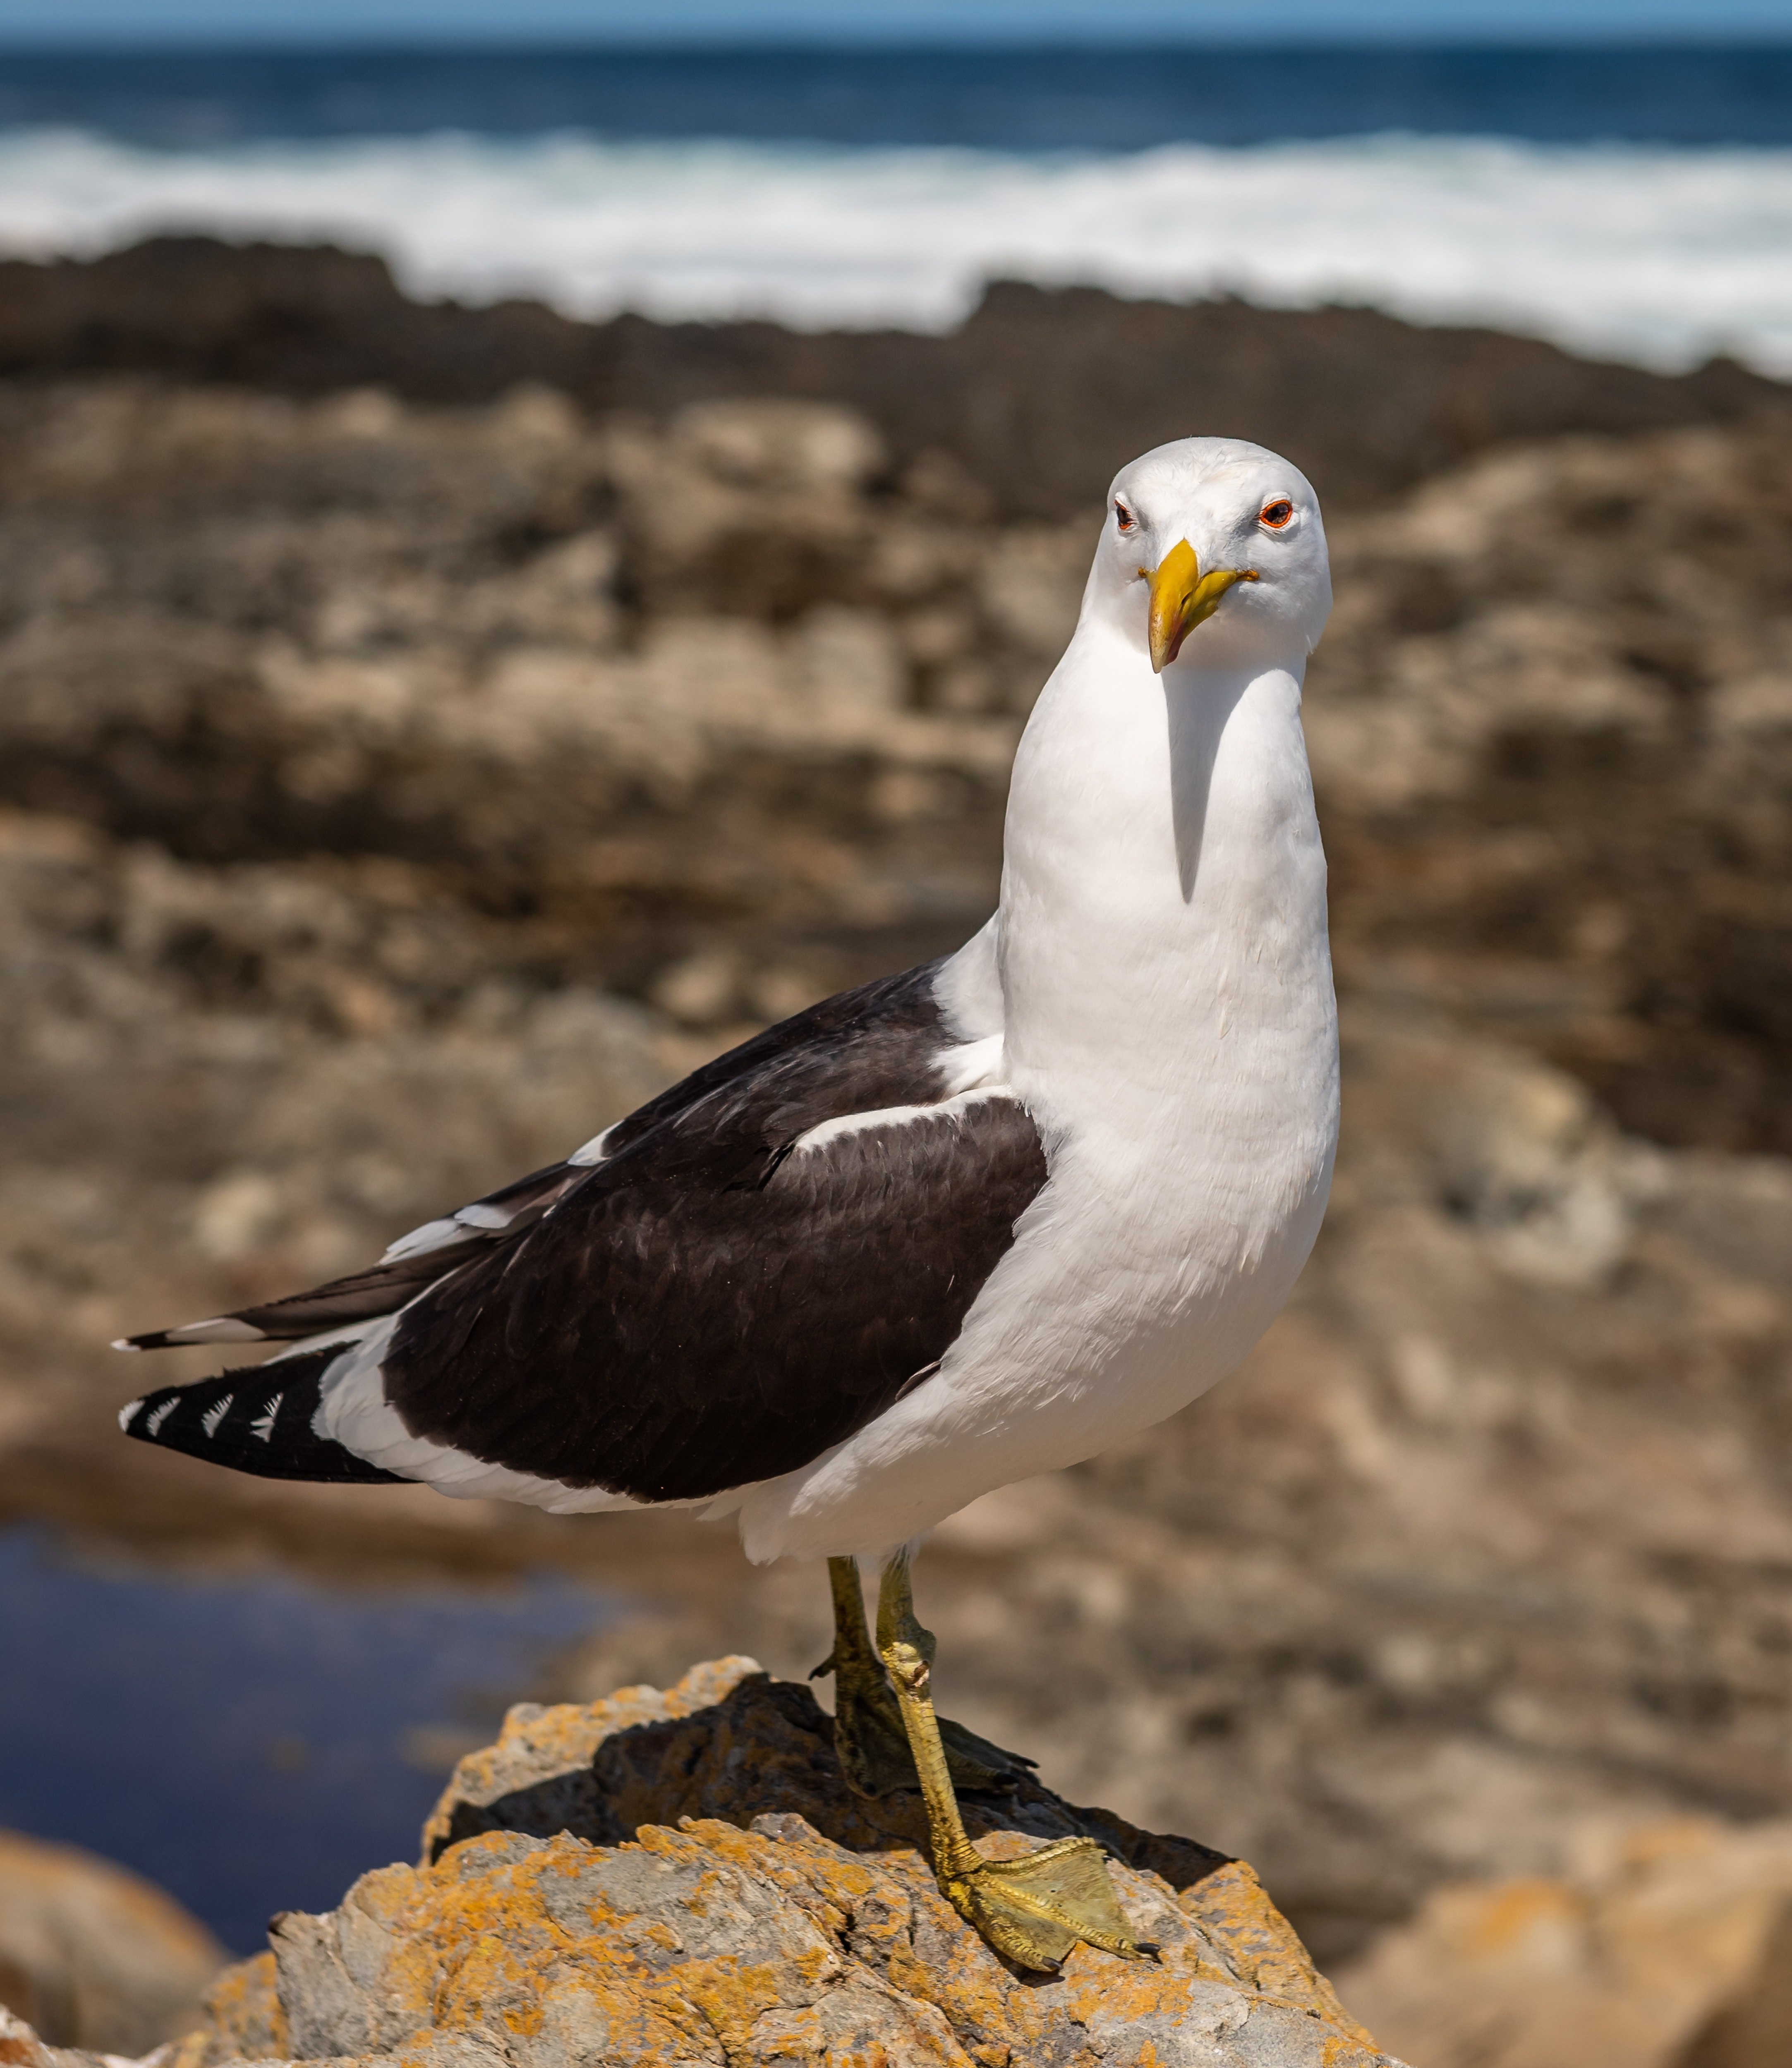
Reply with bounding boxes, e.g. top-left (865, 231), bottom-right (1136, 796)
top-left (0, 17), bottom-right (1790, 2065)
top-left (3, 258), bottom-right (1789, 1953)
top-left (0, 1829), bottom-right (222, 2054)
